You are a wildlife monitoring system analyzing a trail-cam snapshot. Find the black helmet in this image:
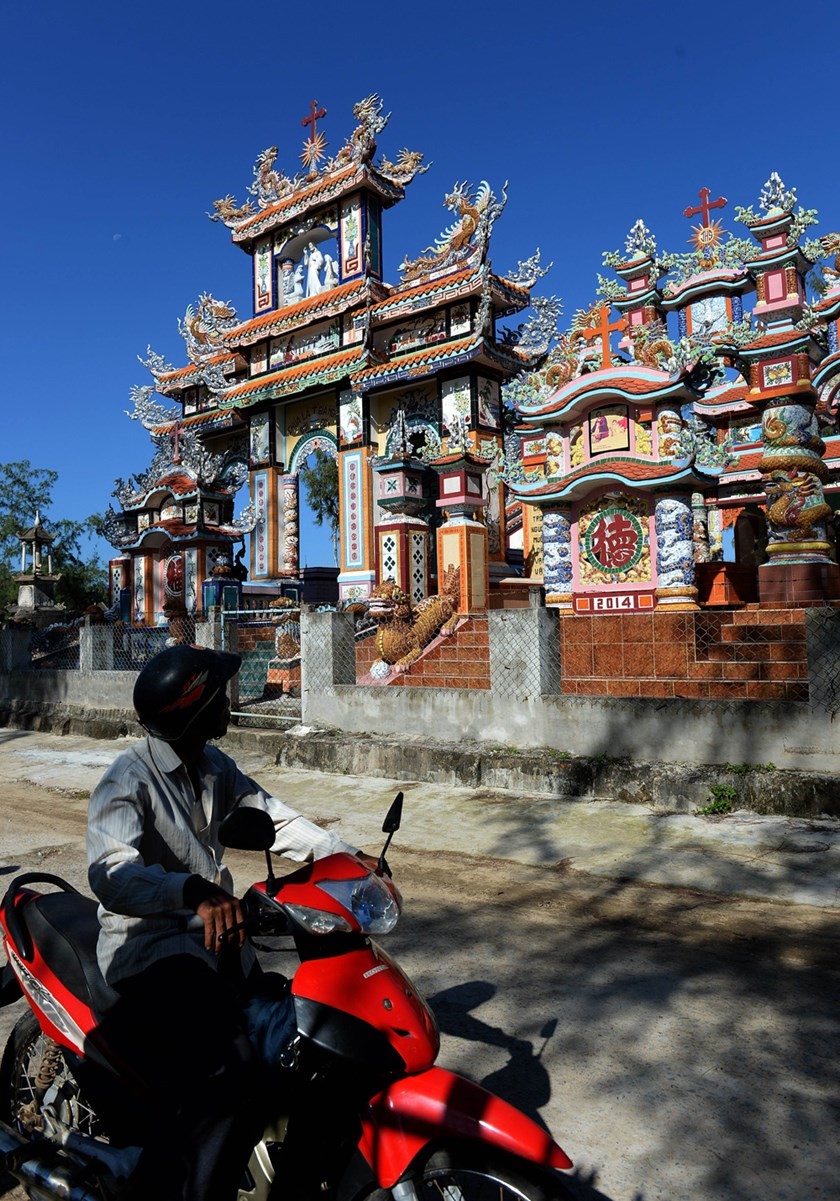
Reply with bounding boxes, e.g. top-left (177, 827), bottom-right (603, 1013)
top-left (133, 645), bottom-right (241, 741)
